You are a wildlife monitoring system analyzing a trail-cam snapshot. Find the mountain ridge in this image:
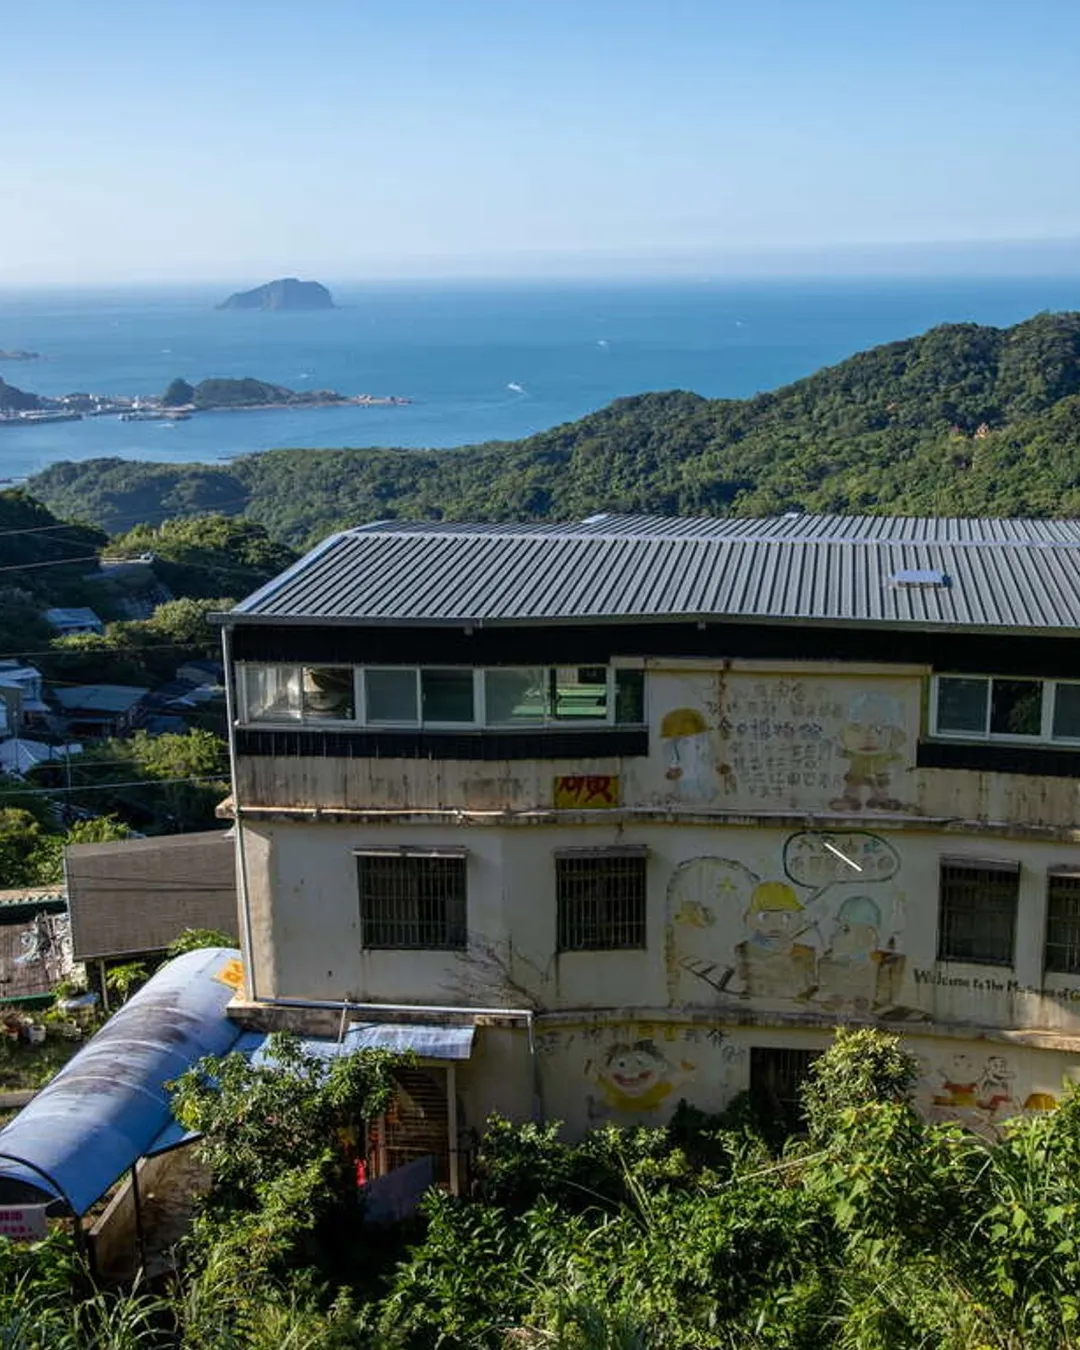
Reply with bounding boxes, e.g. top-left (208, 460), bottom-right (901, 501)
top-left (26, 310), bottom-right (1080, 543)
